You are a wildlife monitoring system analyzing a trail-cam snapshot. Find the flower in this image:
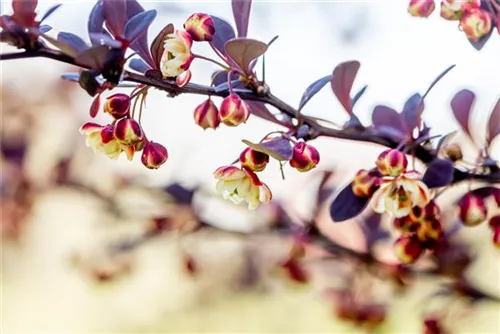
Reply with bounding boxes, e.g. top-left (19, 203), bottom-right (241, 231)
top-left (79, 122), bottom-right (124, 160)
top-left (376, 149), bottom-right (408, 177)
top-left (160, 30), bottom-right (194, 78)
top-left (183, 13), bottom-right (215, 42)
top-left (440, 0), bottom-right (480, 20)
top-left (289, 142), bottom-right (320, 172)
top-left (214, 166), bottom-right (272, 210)
top-left (219, 94), bottom-right (251, 126)
top-left (371, 171), bottom-right (431, 218)
top-left (458, 193), bottom-right (488, 226)
top-left (408, 0), bottom-right (436, 18)
top-left (460, 9), bottom-right (493, 41)
top-left (393, 235), bottom-right (424, 264)
top-left (239, 147), bottom-right (269, 172)
top-left (113, 117), bottom-right (143, 146)
top-left (352, 169), bottom-right (380, 197)
top-left (141, 141), bottom-right (168, 169)
top-left (103, 93), bottom-right (130, 119)
top-left (193, 98), bottom-right (220, 130)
